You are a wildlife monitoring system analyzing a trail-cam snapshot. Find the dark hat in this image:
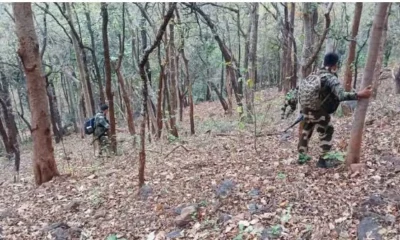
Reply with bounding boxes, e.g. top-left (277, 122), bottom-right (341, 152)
top-left (100, 103), bottom-right (109, 111)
